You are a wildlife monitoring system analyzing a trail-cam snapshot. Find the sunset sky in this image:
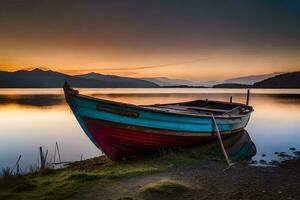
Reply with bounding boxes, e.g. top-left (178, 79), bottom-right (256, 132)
top-left (0, 0), bottom-right (300, 81)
